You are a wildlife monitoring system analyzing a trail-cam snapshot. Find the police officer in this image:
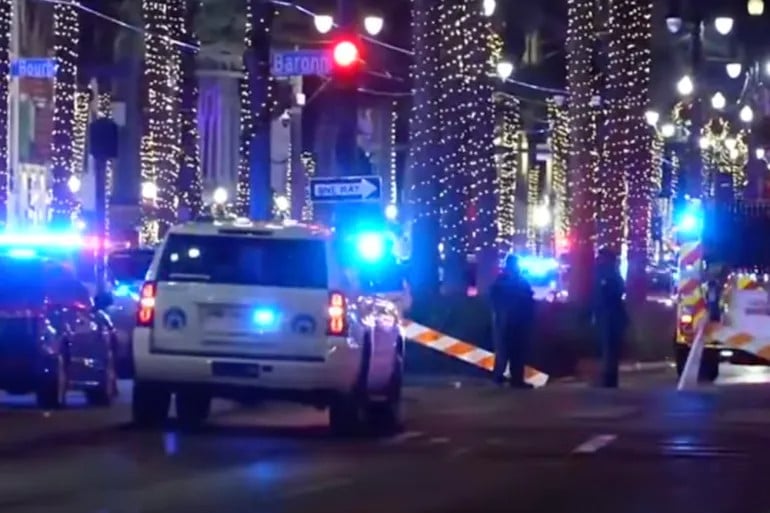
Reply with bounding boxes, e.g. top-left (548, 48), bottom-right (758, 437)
top-left (593, 248), bottom-right (628, 388)
top-left (490, 254), bottom-right (536, 388)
